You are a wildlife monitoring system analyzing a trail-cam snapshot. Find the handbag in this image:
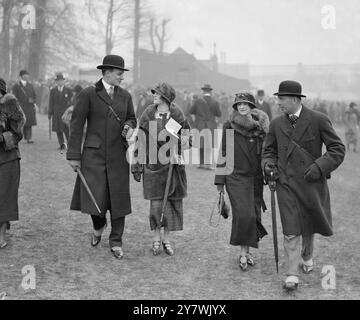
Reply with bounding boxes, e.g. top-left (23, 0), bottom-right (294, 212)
top-left (209, 191), bottom-right (229, 227)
